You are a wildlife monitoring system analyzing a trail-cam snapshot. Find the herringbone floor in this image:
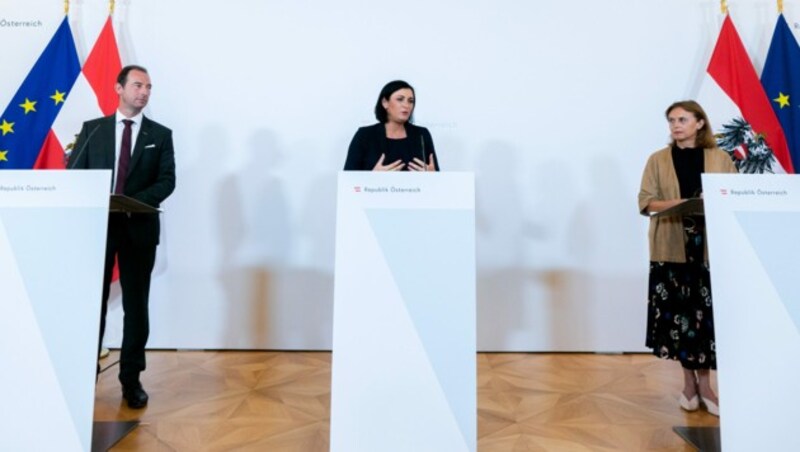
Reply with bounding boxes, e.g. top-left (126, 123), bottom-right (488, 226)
top-left (94, 351), bottom-right (719, 451)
